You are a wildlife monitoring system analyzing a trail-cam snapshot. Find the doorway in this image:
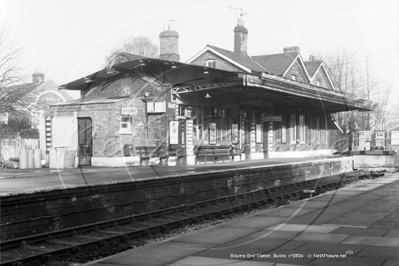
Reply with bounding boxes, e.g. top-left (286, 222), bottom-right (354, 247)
top-left (78, 118), bottom-right (92, 166)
